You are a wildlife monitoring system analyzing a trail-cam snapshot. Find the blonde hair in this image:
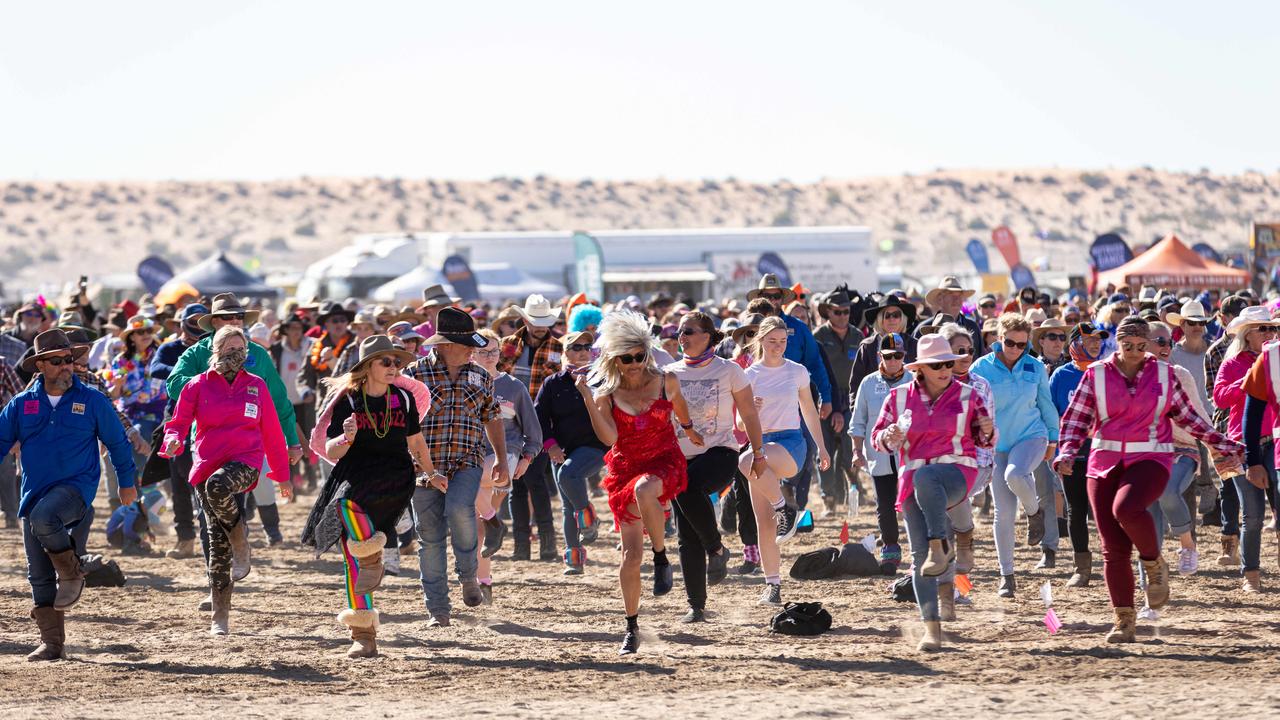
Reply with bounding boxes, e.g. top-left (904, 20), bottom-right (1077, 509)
top-left (1225, 324), bottom-right (1268, 364)
top-left (477, 328), bottom-right (500, 346)
top-left (322, 363), bottom-right (373, 396)
top-left (585, 310), bottom-right (659, 397)
top-left (207, 326), bottom-right (248, 371)
top-left (749, 316), bottom-right (789, 363)
top-left (997, 312), bottom-right (1031, 337)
